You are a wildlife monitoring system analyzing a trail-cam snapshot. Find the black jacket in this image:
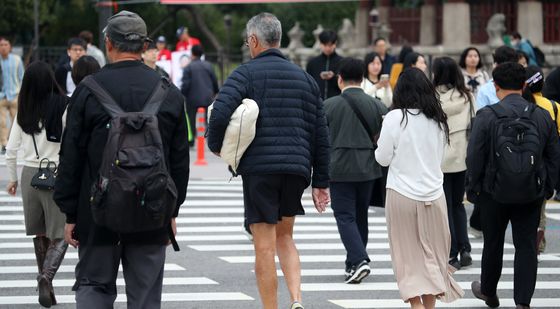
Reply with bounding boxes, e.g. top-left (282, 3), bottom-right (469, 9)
top-left (55, 62), bottom-right (72, 95)
top-left (306, 51), bottom-right (343, 100)
top-left (181, 58), bottom-right (219, 108)
top-left (543, 67), bottom-right (560, 102)
top-left (466, 94), bottom-right (560, 201)
top-left (207, 49), bottom-right (330, 188)
top-left (53, 60), bottom-right (190, 245)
